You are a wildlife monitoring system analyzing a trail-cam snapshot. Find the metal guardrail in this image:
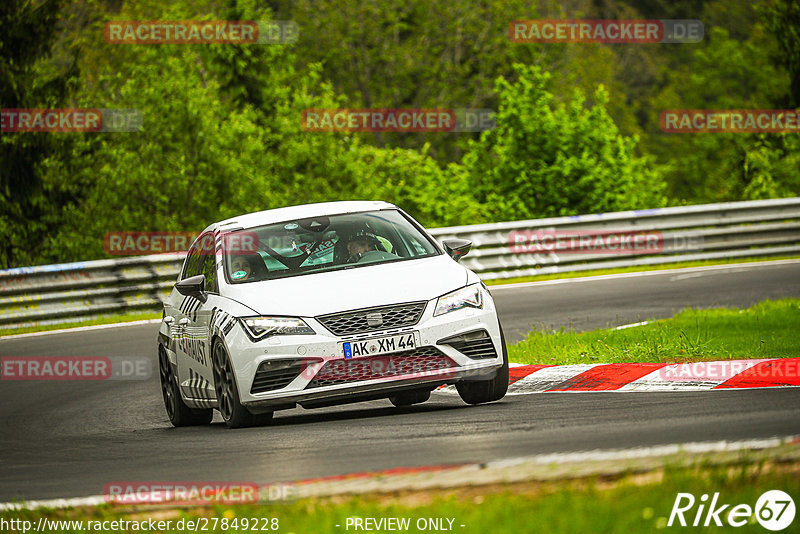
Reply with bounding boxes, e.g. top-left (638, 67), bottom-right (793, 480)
top-left (2, 198), bottom-right (799, 330)
top-left (432, 197), bottom-right (800, 279)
